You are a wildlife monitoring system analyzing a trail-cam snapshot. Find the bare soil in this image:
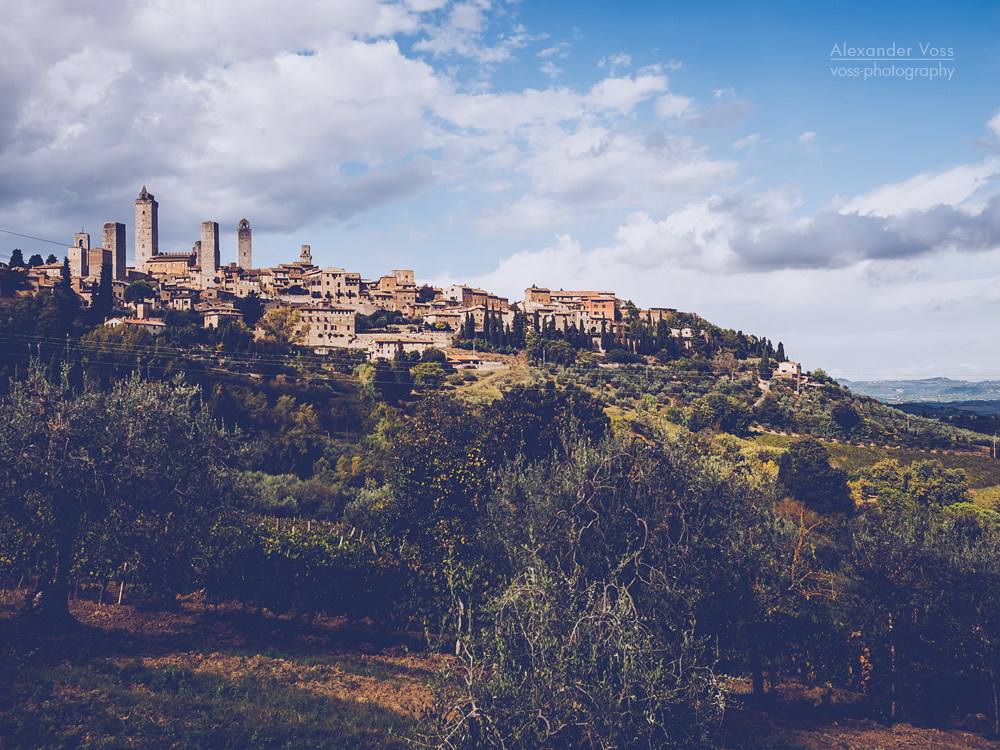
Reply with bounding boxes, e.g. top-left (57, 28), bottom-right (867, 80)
top-left (2, 592), bottom-right (999, 749)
